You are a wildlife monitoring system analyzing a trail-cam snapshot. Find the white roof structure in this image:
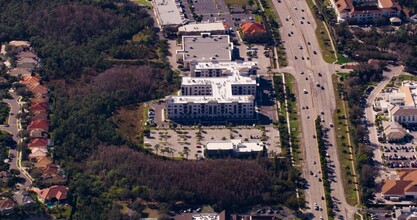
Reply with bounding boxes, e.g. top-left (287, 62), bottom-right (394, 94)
top-left (168, 62), bottom-right (257, 104)
top-left (206, 139), bottom-right (265, 153)
top-left (153, 0), bottom-right (184, 27)
top-left (178, 22), bottom-right (226, 33)
top-left (177, 35), bottom-right (233, 62)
